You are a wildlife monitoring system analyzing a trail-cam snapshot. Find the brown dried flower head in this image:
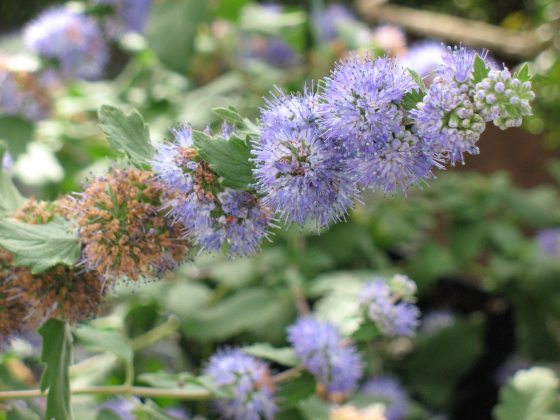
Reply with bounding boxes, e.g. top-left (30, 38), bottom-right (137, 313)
top-left (76, 168), bottom-right (189, 281)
